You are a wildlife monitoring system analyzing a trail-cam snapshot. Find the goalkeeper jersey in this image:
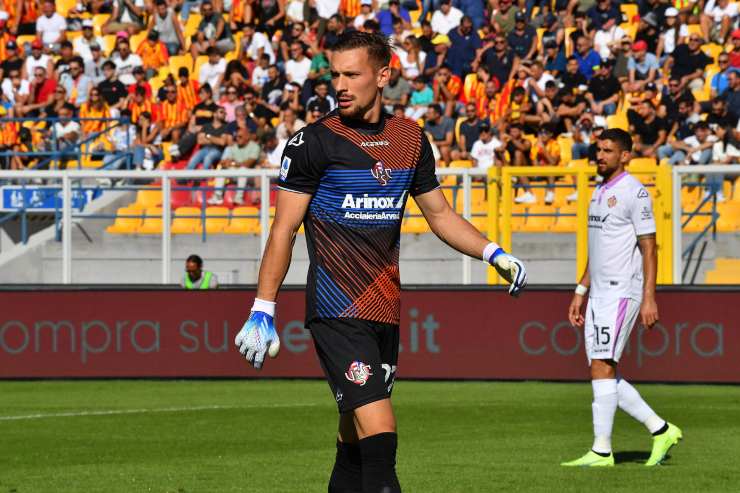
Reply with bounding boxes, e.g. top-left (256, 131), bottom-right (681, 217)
top-left (278, 110), bottom-right (439, 325)
top-left (587, 172), bottom-right (656, 301)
